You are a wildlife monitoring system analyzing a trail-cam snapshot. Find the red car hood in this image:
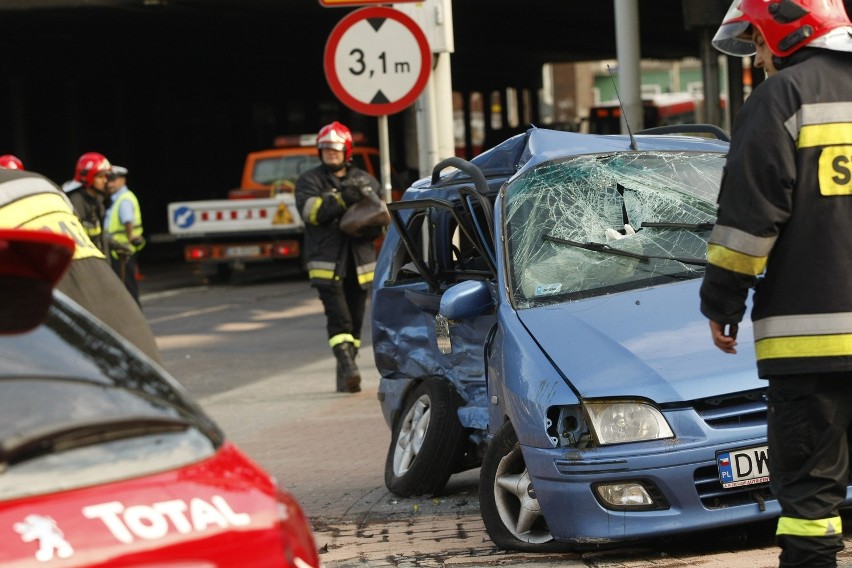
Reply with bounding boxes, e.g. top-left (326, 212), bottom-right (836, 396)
top-left (0, 442), bottom-right (318, 568)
